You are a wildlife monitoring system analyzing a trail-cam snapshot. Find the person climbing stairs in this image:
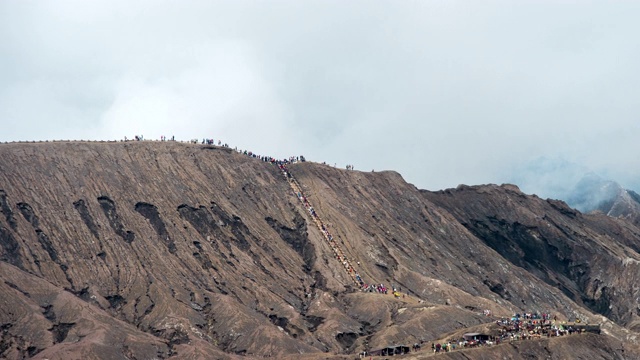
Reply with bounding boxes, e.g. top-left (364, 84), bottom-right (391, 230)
top-left (278, 165), bottom-right (361, 287)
